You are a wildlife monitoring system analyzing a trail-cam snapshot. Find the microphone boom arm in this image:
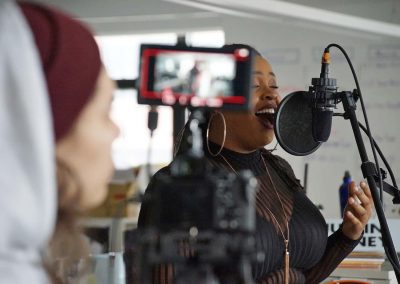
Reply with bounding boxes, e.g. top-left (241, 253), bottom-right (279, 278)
top-left (340, 90), bottom-right (400, 279)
